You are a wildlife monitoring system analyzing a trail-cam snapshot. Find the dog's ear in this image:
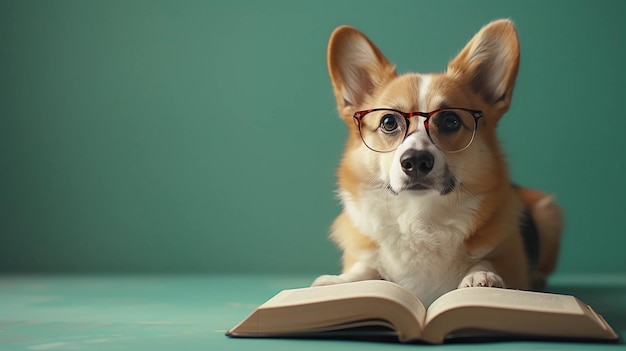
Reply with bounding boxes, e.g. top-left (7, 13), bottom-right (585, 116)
top-left (327, 26), bottom-right (396, 122)
top-left (447, 19), bottom-right (520, 116)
